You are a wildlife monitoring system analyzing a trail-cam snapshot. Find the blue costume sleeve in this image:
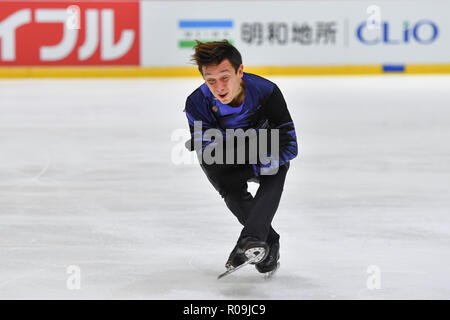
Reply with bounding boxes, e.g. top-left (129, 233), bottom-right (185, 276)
top-left (257, 84), bottom-right (298, 174)
top-left (185, 94), bottom-right (219, 153)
